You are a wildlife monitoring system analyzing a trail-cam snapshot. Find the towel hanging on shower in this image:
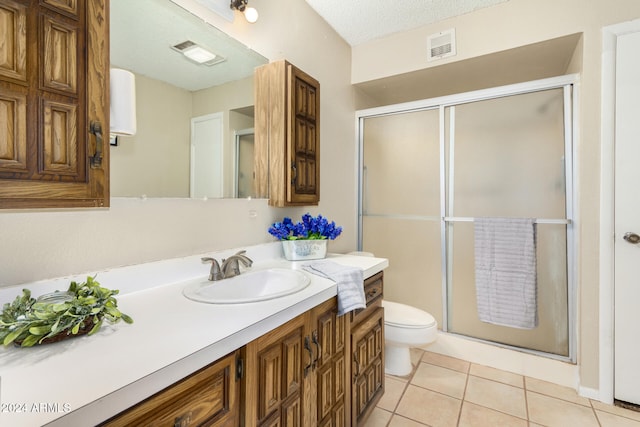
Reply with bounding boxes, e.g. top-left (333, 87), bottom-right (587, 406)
top-left (474, 217), bottom-right (538, 329)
